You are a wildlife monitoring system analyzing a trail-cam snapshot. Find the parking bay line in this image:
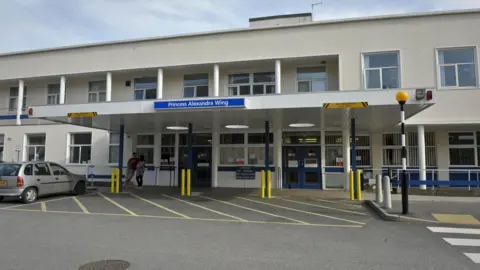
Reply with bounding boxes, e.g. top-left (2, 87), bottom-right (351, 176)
top-left (309, 198), bottom-right (363, 208)
top-left (72, 197), bottom-right (89, 213)
top-left (0, 207), bottom-right (362, 228)
top-left (162, 194), bottom-right (247, 222)
top-left (41, 202), bottom-right (46, 212)
top-left (236, 197), bottom-right (365, 225)
top-left (98, 193), bottom-right (138, 216)
top-left (1, 192), bottom-right (98, 209)
top-left (200, 195), bottom-right (310, 225)
top-left (129, 193), bottom-right (190, 219)
top-left (276, 197), bottom-right (368, 216)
